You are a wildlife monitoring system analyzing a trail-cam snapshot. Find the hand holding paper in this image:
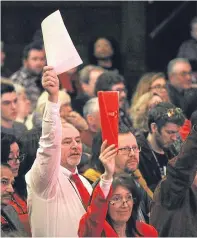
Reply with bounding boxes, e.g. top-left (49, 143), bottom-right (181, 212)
top-left (41, 10), bottom-right (82, 75)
